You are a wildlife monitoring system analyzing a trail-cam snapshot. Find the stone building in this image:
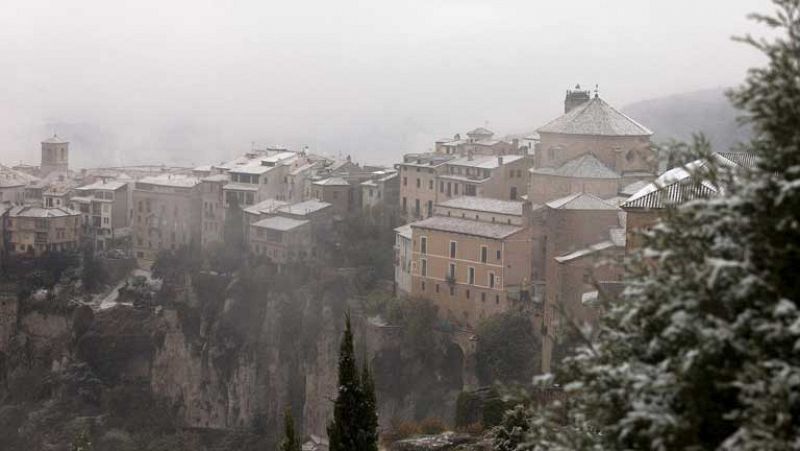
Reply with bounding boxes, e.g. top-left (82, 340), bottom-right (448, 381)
top-left (407, 197), bottom-right (532, 330)
top-left (532, 192), bottom-right (625, 372)
top-left (70, 180), bottom-right (131, 250)
top-left (4, 205), bottom-right (81, 255)
top-left (40, 134), bottom-right (69, 177)
top-left (242, 198), bottom-right (289, 242)
top-left (530, 92), bottom-right (655, 204)
top-left (361, 171), bottom-right (399, 210)
top-left (435, 127), bottom-right (520, 156)
top-left (310, 177), bottom-right (355, 216)
top-left (132, 175), bottom-right (202, 263)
